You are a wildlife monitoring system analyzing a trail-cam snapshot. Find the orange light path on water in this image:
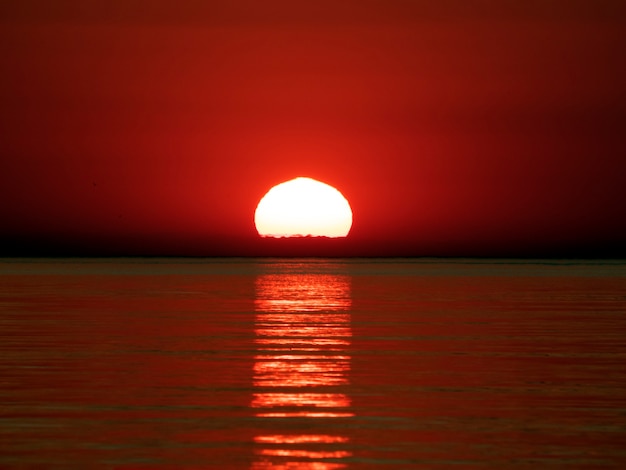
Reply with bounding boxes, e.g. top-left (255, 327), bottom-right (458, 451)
top-left (251, 271), bottom-right (353, 469)
top-left (257, 449), bottom-right (353, 459)
top-left (254, 436), bottom-right (350, 445)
